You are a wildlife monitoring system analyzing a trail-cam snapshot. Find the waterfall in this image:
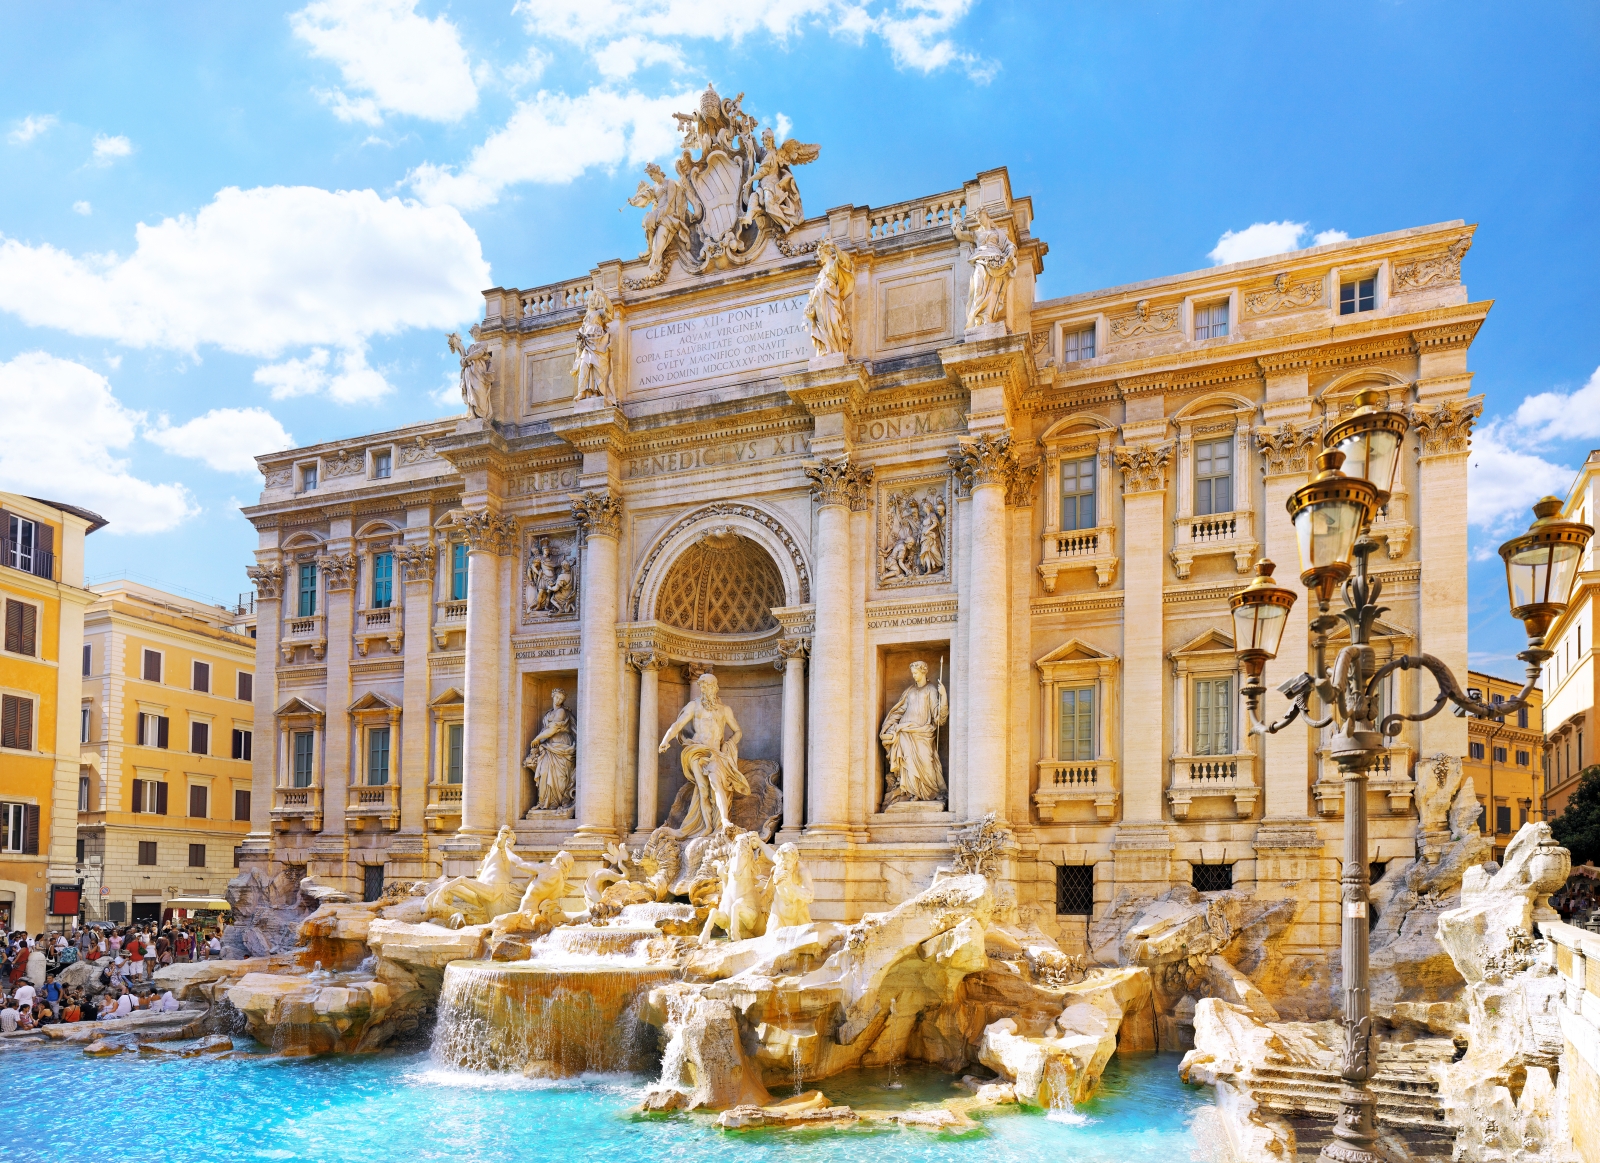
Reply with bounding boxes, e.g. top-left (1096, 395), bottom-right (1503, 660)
top-left (431, 957), bottom-right (676, 1077)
